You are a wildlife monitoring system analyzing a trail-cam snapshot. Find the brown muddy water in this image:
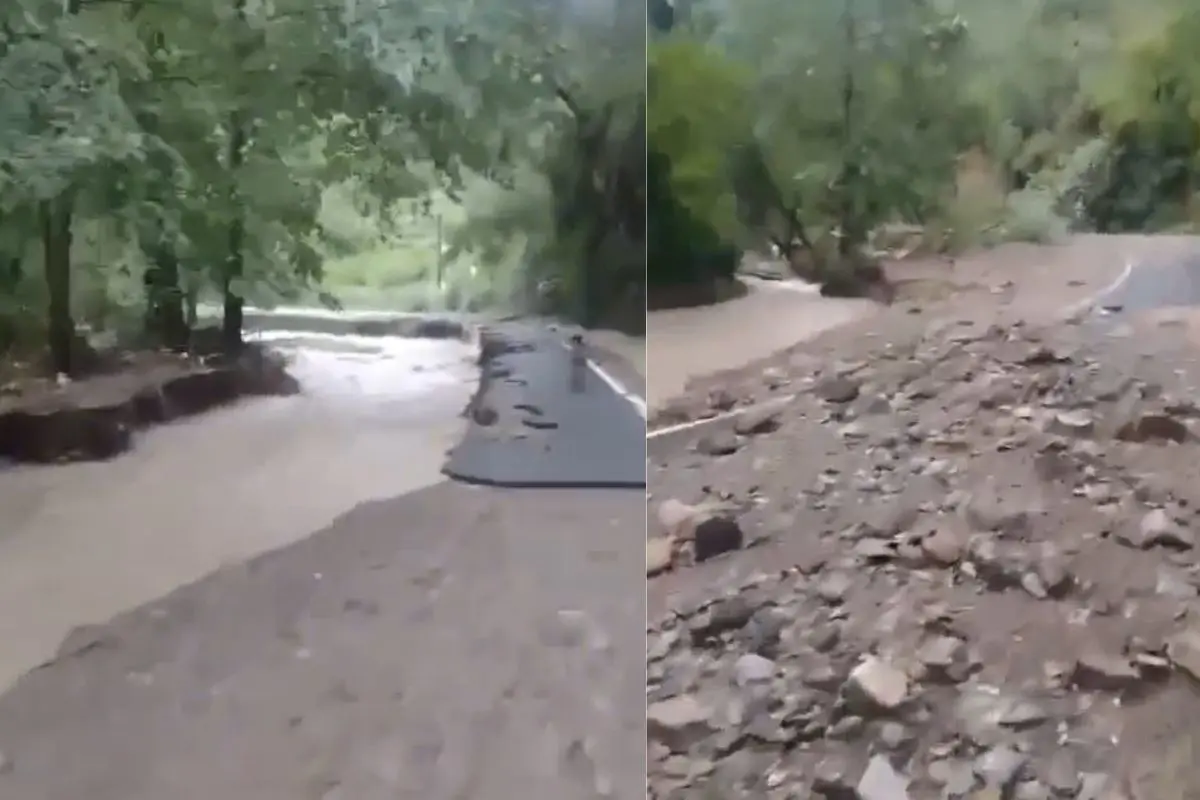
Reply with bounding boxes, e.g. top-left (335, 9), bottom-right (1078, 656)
top-left (0, 327), bottom-right (477, 692)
